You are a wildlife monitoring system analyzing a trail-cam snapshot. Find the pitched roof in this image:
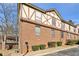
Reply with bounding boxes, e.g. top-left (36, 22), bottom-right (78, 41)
top-left (21, 3), bottom-right (77, 27)
top-left (46, 8), bottom-right (63, 20)
top-left (22, 3), bottom-right (46, 13)
top-left (46, 8), bottom-right (76, 27)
